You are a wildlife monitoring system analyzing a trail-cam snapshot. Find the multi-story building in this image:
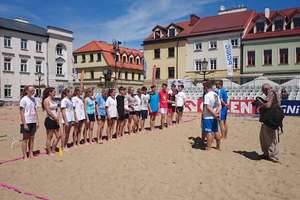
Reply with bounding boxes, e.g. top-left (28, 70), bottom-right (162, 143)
top-left (73, 40), bottom-right (144, 89)
top-left (0, 17), bottom-right (73, 102)
top-left (143, 15), bottom-right (200, 85)
top-left (186, 8), bottom-right (254, 82)
top-left (242, 7), bottom-right (300, 83)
